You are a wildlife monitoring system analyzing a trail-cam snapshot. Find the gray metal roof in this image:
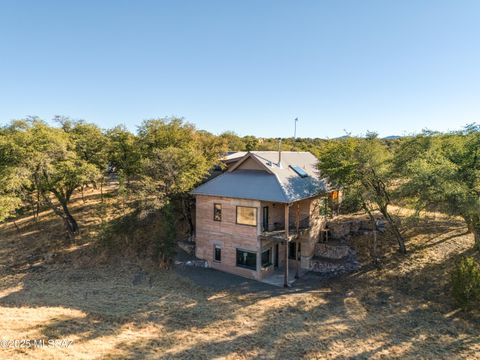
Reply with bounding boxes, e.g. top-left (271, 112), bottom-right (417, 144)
top-left (192, 151), bottom-right (327, 203)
